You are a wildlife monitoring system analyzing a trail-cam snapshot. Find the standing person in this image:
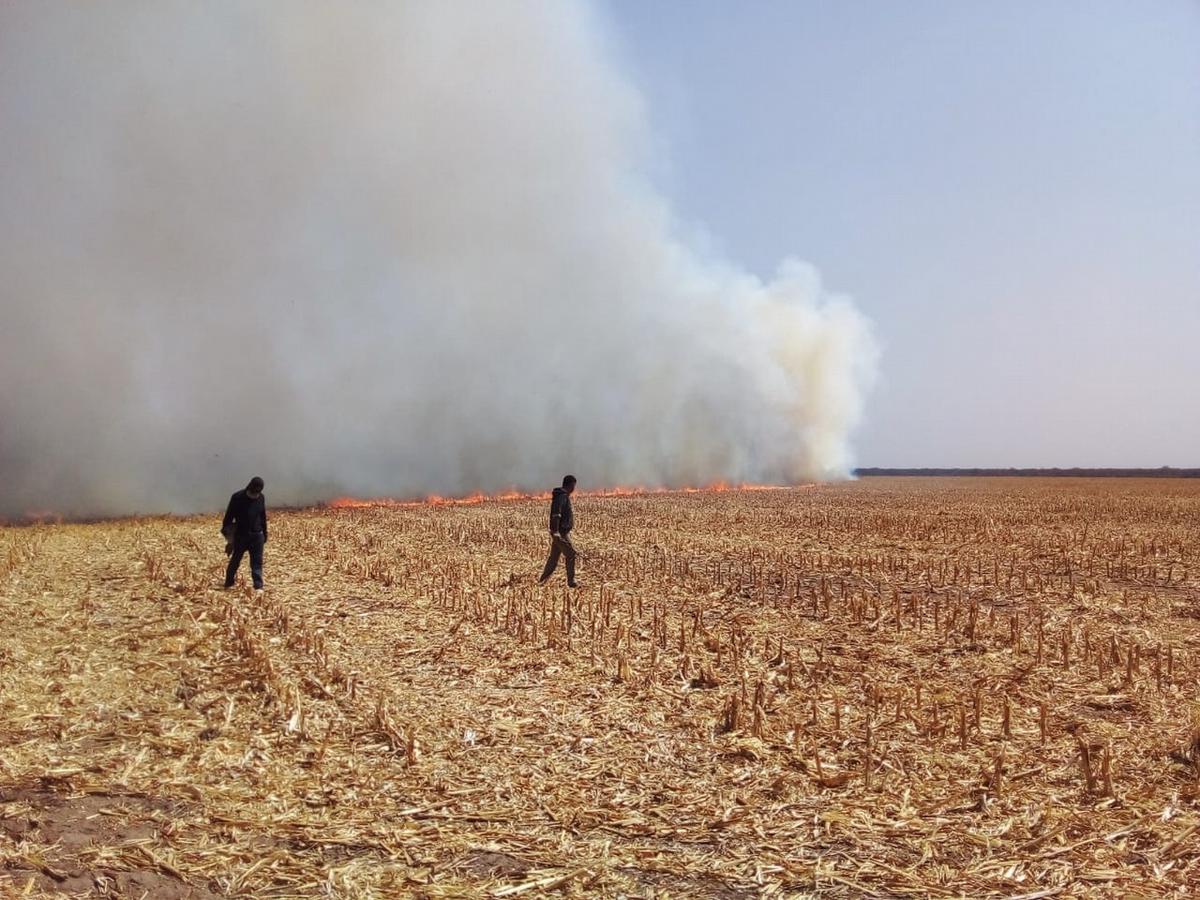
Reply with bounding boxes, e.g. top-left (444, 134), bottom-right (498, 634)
top-left (539, 475), bottom-right (578, 587)
top-left (222, 476), bottom-right (268, 590)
